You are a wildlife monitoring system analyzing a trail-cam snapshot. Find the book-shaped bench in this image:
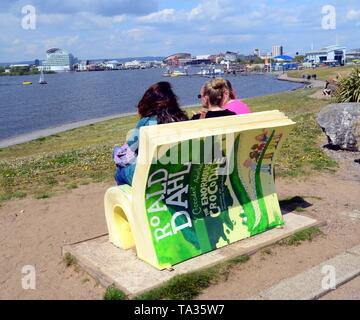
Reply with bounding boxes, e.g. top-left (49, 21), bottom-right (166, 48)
top-left (105, 111), bottom-right (295, 270)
